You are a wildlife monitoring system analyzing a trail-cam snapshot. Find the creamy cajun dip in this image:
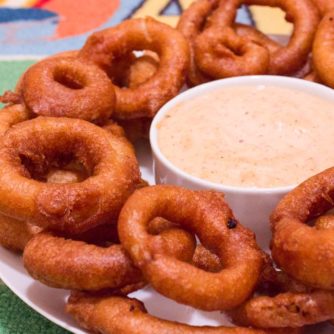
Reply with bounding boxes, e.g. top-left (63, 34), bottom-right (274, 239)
top-left (157, 85), bottom-right (334, 188)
